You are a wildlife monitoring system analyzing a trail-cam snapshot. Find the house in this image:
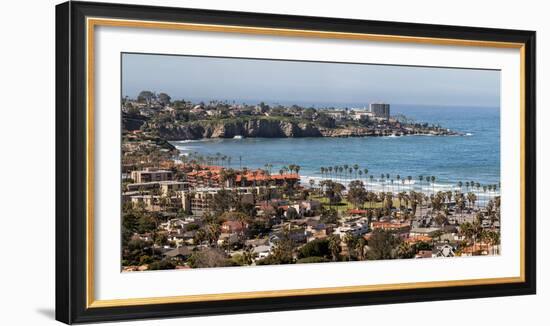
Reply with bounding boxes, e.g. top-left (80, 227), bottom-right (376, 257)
top-left (218, 233), bottom-right (240, 246)
top-left (163, 246), bottom-right (193, 261)
top-left (432, 243), bottom-right (456, 258)
top-left (415, 250), bottom-right (433, 259)
top-left (168, 231), bottom-right (196, 246)
top-left (253, 245), bottom-right (272, 260)
top-left (459, 243), bottom-right (495, 256)
top-left (305, 223), bottom-right (330, 241)
top-left (335, 218), bottom-right (370, 236)
top-left (405, 235), bottom-right (433, 244)
top-left (409, 227), bottom-right (442, 237)
top-left (371, 221), bottom-right (410, 233)
top-left (245, 238), bottom-right (269, 247)
top-left (299, 200), bottom-right (321, 213)
top-left (347, 208), bottom-right (369, 216)
top-left (221, 220), bottom-right (247, 234)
